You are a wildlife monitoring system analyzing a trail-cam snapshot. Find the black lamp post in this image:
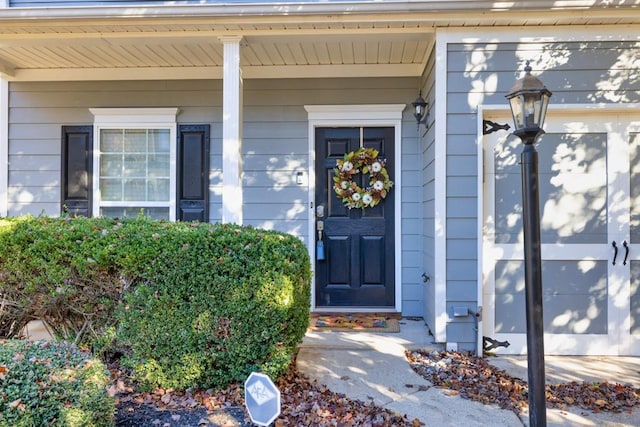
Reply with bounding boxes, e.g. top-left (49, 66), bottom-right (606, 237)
top-left (506, 61), bottom-right (552, 427)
